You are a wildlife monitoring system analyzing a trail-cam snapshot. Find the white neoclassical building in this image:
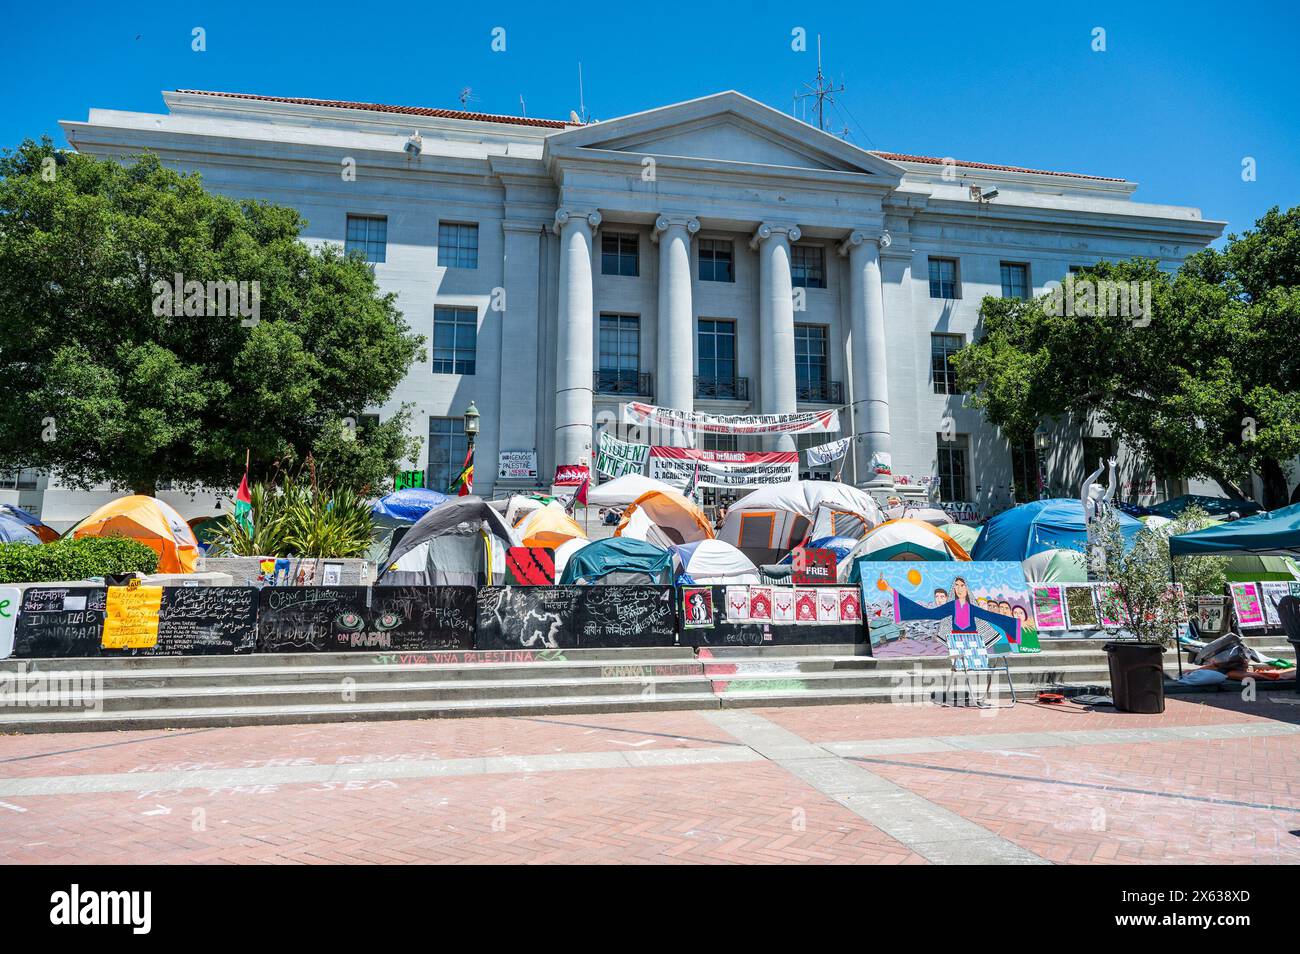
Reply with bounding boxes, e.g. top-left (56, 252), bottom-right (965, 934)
top-left (30, 88), bottom-right (1227, 524)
